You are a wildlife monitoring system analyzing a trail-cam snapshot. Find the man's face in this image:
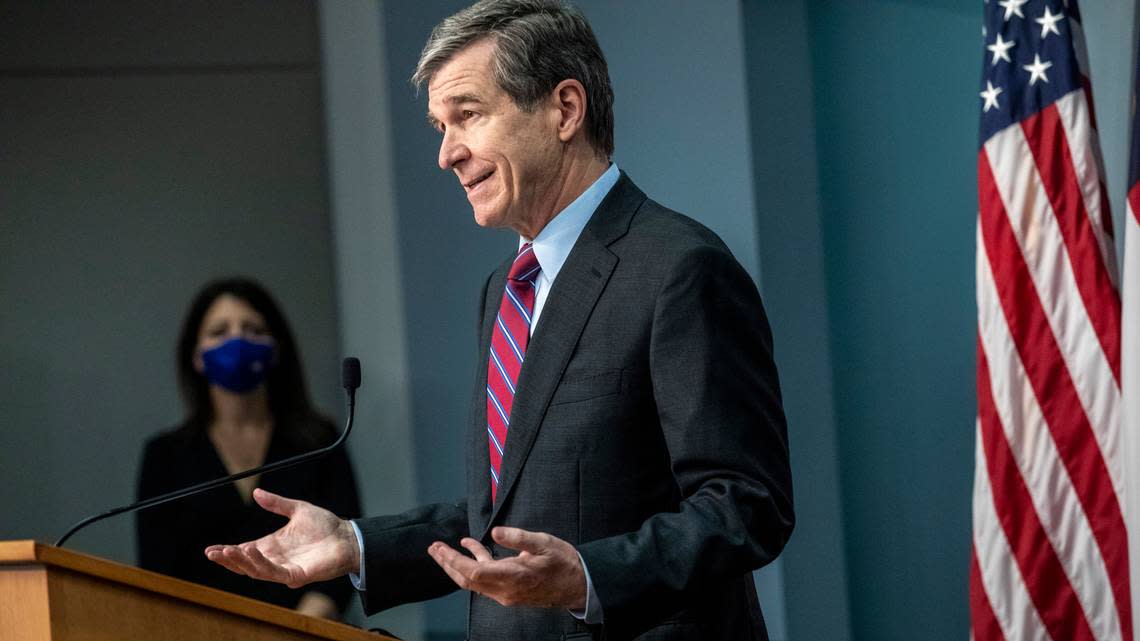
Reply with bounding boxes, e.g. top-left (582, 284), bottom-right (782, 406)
top-left (428, 39), bottom-right (561, 234)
